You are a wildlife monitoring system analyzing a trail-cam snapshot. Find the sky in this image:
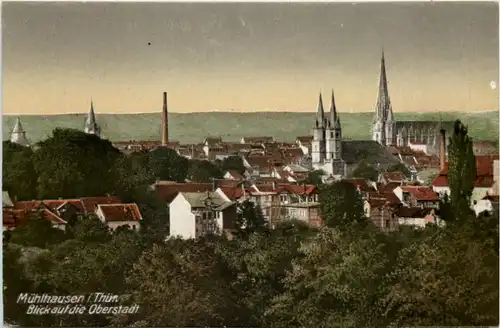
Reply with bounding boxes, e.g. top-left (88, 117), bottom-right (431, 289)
top-left (2, 1), bottom-right (499, 114)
